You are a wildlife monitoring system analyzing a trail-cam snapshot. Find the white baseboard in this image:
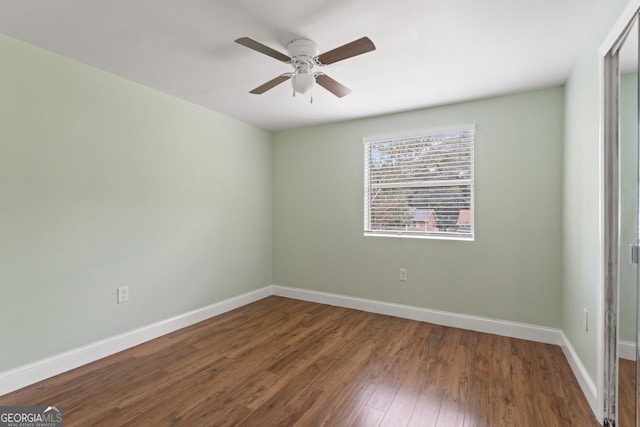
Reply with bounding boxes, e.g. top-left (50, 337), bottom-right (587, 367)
top-left (272, 285), bottom-right (562, 345)
top-left (0, 286), bottom-right (272, 396)
top-left (619, 339), bottom-right (636, 361)
top-left (272, 285), bottom-right (599, 418)
top-left (2, 282), bottom-right (599, 419)
top-left (559, 332), bottom-right (598, 416)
